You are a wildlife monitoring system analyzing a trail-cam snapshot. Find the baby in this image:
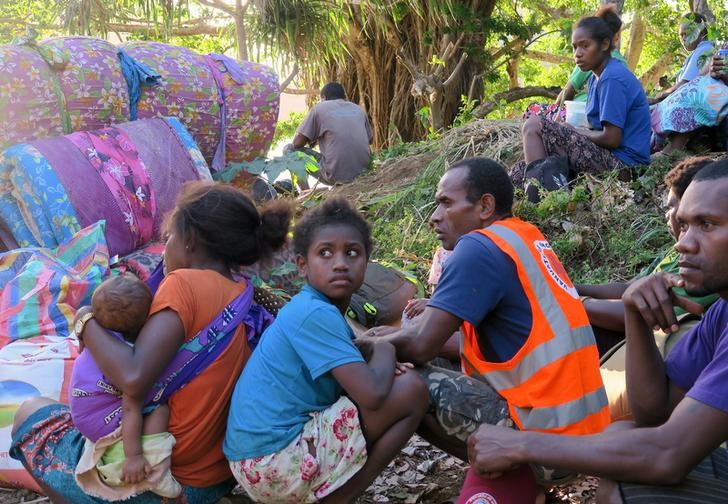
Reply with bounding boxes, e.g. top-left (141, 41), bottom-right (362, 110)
top-left (70, 274), bottom-right (181, 499)
top-left (92, 273), bottom-right (152, 342)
